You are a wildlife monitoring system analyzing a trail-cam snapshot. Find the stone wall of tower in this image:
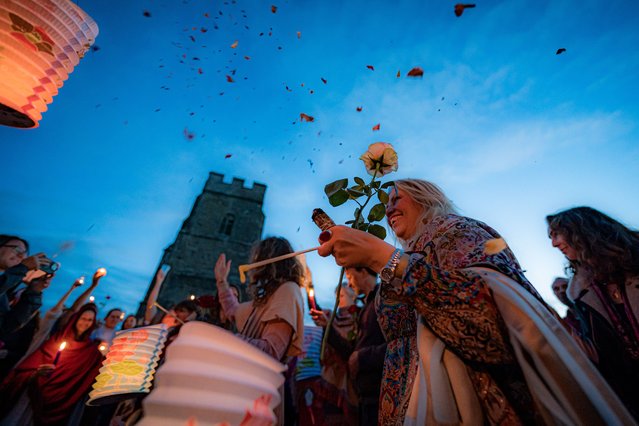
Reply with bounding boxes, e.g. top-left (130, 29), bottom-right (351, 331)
top-left (137, 172), bottom-right (266, 318)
